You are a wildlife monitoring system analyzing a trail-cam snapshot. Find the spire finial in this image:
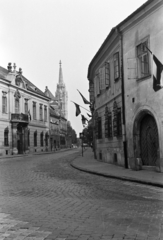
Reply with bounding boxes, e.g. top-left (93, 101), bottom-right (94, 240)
top-left (59, 60), bottom-right (63, 84)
